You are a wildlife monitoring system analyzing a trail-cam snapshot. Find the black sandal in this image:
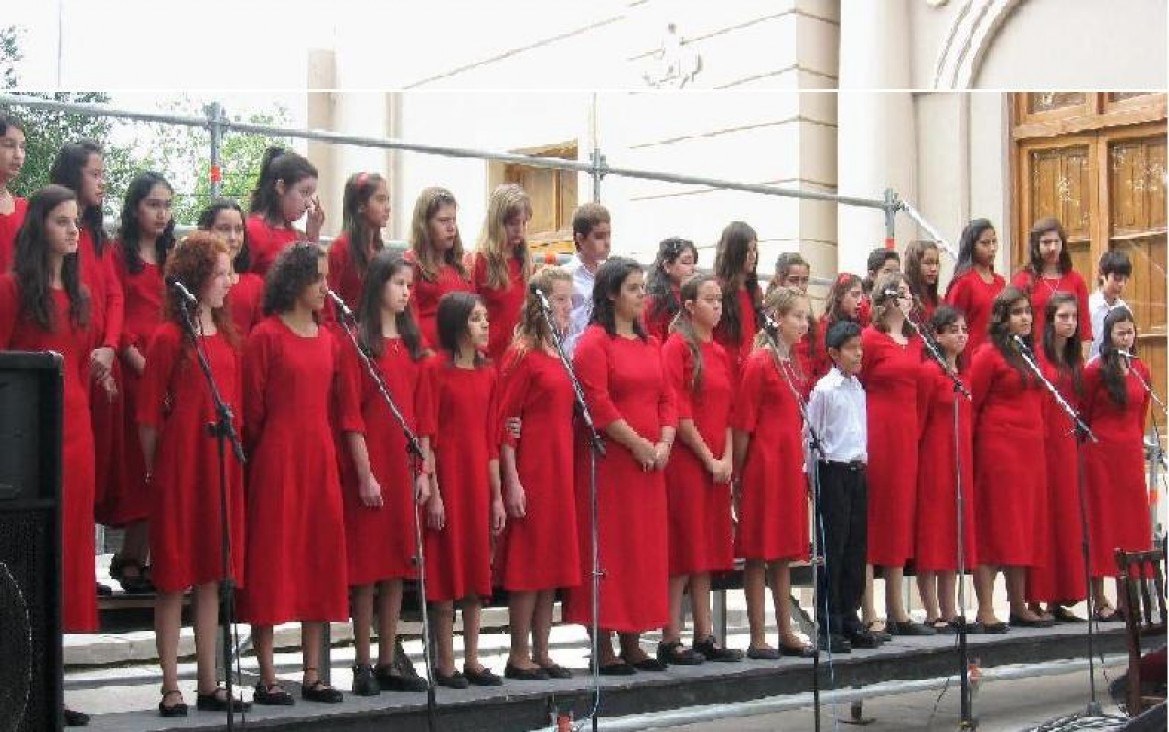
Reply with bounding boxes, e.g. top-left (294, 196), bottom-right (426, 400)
top-left (301, 678), bottom-right (343, 704)
top-left (158, 689), bottom-right (188, 718)
top-left (196, 686), bottom-right (251, 712)
top-left (657, 639), bottom-right (705, 666)
top-left (253, 681), bottom-right (295, 706)
top-left (693, 635), bottom-right (743, 662)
